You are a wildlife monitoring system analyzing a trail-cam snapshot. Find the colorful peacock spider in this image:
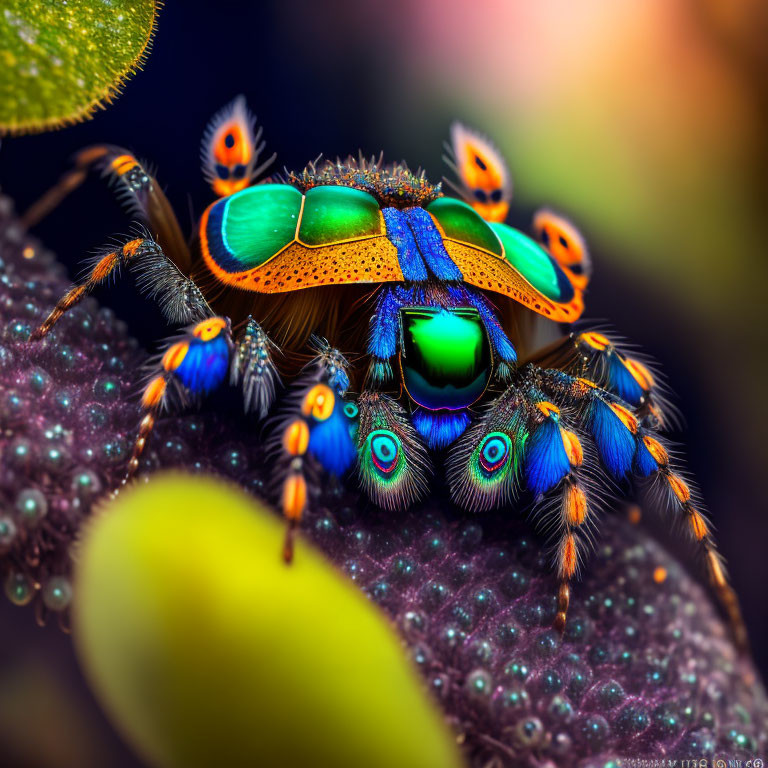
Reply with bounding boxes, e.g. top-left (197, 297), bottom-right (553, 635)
top-left (27, 97), bottom-right (748, 650)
